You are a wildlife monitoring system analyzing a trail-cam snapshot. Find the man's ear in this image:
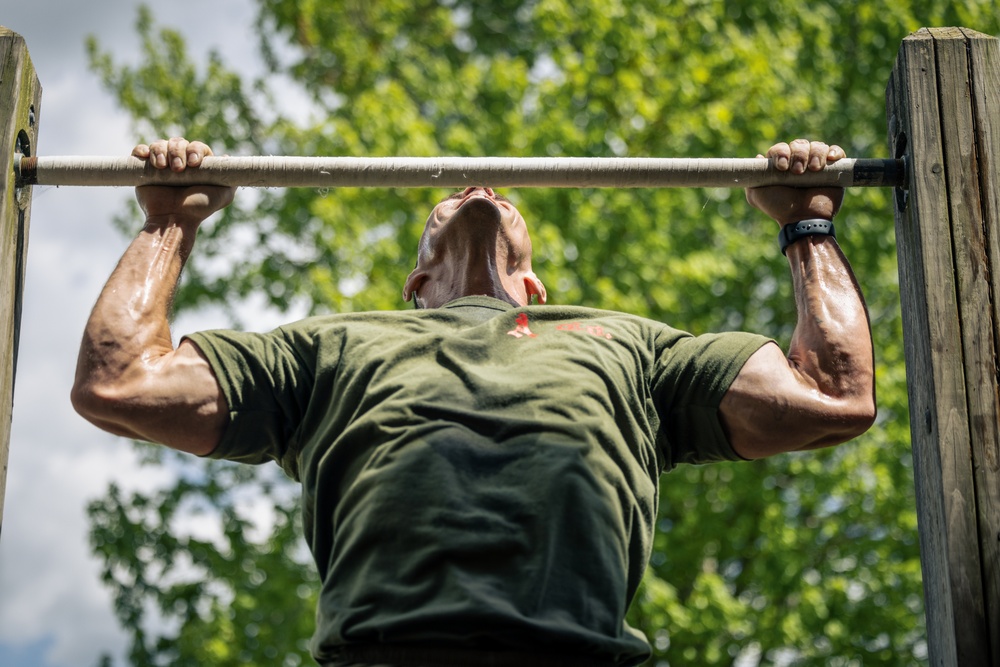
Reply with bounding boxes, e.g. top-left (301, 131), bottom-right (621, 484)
top-left (403, 268), bottom-right (427, 303)
top-left (524, 271), bottom-right (547, 305)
